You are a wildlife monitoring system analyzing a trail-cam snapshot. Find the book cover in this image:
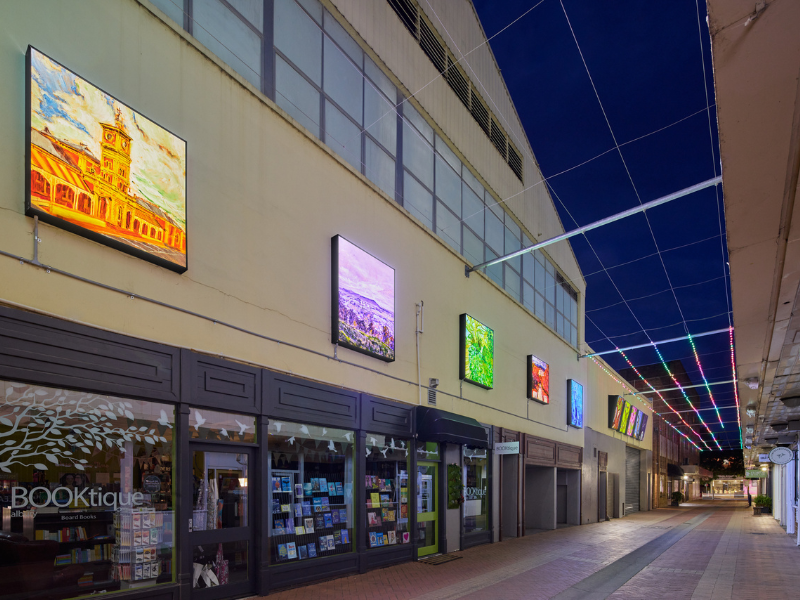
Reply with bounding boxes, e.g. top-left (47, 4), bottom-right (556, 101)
top-left (274, 519), bottom-right (285, 529)
top-left (321, 497), bottom-right (330, 510)
top-left (377, 533), bottom-right (384, 546)
top-left (278, 544), bottom-right (287, 560)
top-left (388, 531), bottom-right (396, 545)
top-left (341, 528), bottom-right (349, 544)
top-left (386, 479), bottom-right (393, 491)
top-left (333, 530), bottom-right (341, 545)
top-left (294, 483), bottom-right (303, 497)
top-left (368, 512), bottom-right (379, 526)
top-left (323, 513), bottom-right (333, 528)
top-left (294, 503), bottom-right (303, 518)
top-left (380, 494), bottom-right (391, 507)
top-left (272, 477), bottom-right (281, 492)
top-left (302, 501), bottom-right (312, 516)
top-left (339, 509), bottom-right (348, 524)
top-left (388, 510), bottom-right (396, 521)
top-left (136, 547), bottom-right (144, 563)
top-left (295, 525), bottom-right (305, 535)
top-left (303, 482), bottom-right (313, 495)
top-left (150, 529), bottom-right (159, 544)
top-left (307, 542), bottom-right (317, 558)
top-left (304, 518), bottom-right (315, 533)
top-left (286, 519), bottom-right (295, 534)
top-left (143, 563), bottom-right (151, 579)
top-left (327, 535), bottom-right (336, 550)
top-left (272, 498), bottom-right (280, 513)
top-left (280, 503), bottom-right (291, 513)
top-left (402, 532), bottom-right (410, 544)
top-left (281, 477), bottom-right (292, 492)
top-left (331, 510), bottom-right (340, 524)
top-left (365, 475), bottom-right (373, 488)
top-left (336, 482), bottom-right (344, 496)
top-left (370, 493), bottom-right (381, 507)
top-left (132, 514), bottom-right (141, 529)
top-left (134, 564), bottom-right (143, 581)
top-left (369, 531), bottom-right (377, 547)
top-left (315, 514), bottom-right (325, 530)
top-left (381, 508), bottom-right (388, 520)
top-left (134, 531), bottom-right (142, 546)
top-left (287, 542), bottom-right (297, 559)
top-left (311, 478), bottom-right (320, 492)
top-left (312, 497), bottom-right (322, 512)
top-left (400, 504), bottom-right (408, 519)
top-left (319, 478), bottom-right (328, 493)
top-left (298, 544), bottom-right (308, 559)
